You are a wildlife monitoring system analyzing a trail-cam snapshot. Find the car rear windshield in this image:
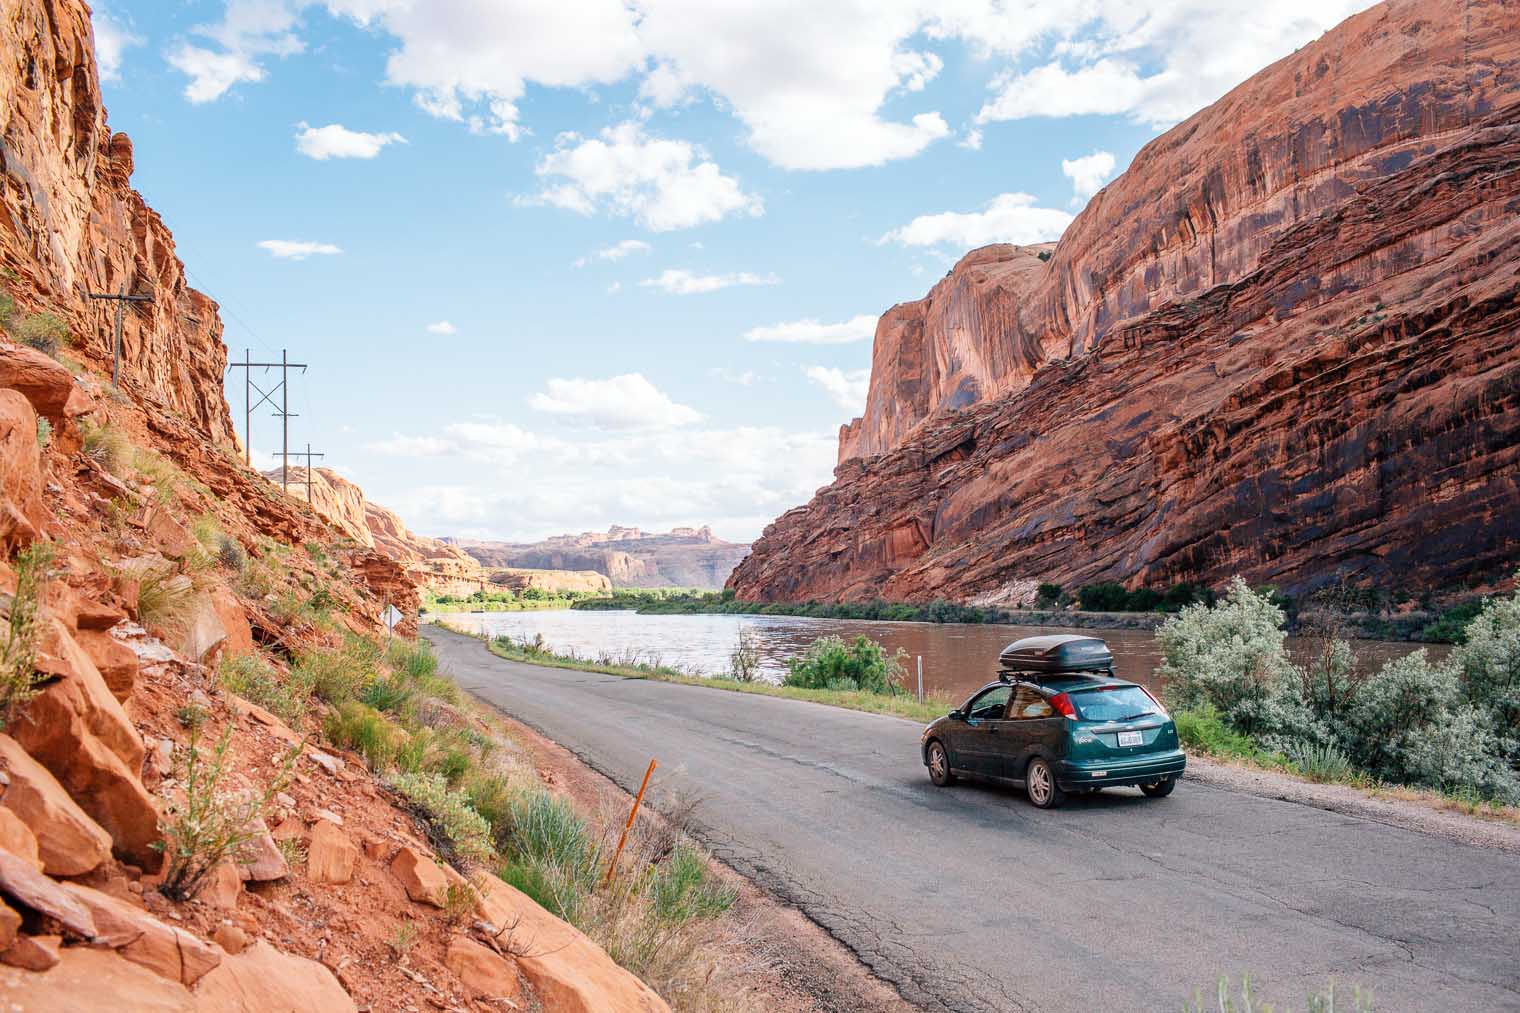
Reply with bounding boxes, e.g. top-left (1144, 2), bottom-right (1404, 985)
top-left (1070, 685), bottom-right (1159, 722)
